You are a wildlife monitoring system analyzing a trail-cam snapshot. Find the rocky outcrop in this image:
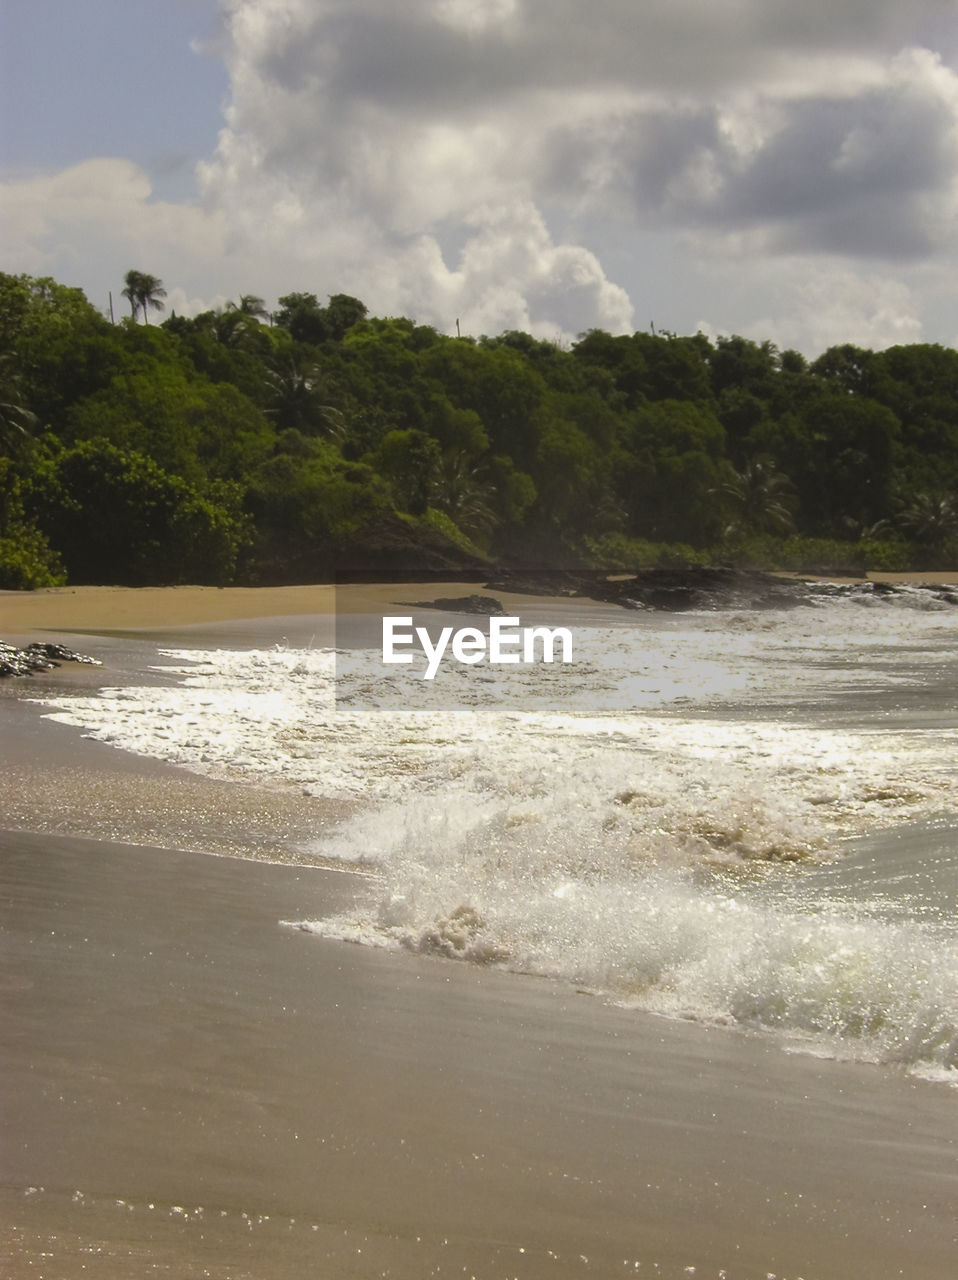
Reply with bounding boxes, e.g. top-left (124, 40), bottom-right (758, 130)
top-left (0, 642), bottom-right (102, 678)
top-left (485, 568), bottom-right (958, 611)
top-left (485, 567), bottom-right (806, 610)
top-left (807, 579), bottom-right (958, 607)
top-left (411, 594), bottom-right (506, 615)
